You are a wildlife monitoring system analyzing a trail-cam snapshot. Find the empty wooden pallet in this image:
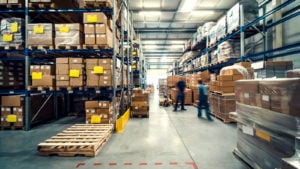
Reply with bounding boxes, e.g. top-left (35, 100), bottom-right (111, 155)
top-left (37, 124), bottom-right (114, 157)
